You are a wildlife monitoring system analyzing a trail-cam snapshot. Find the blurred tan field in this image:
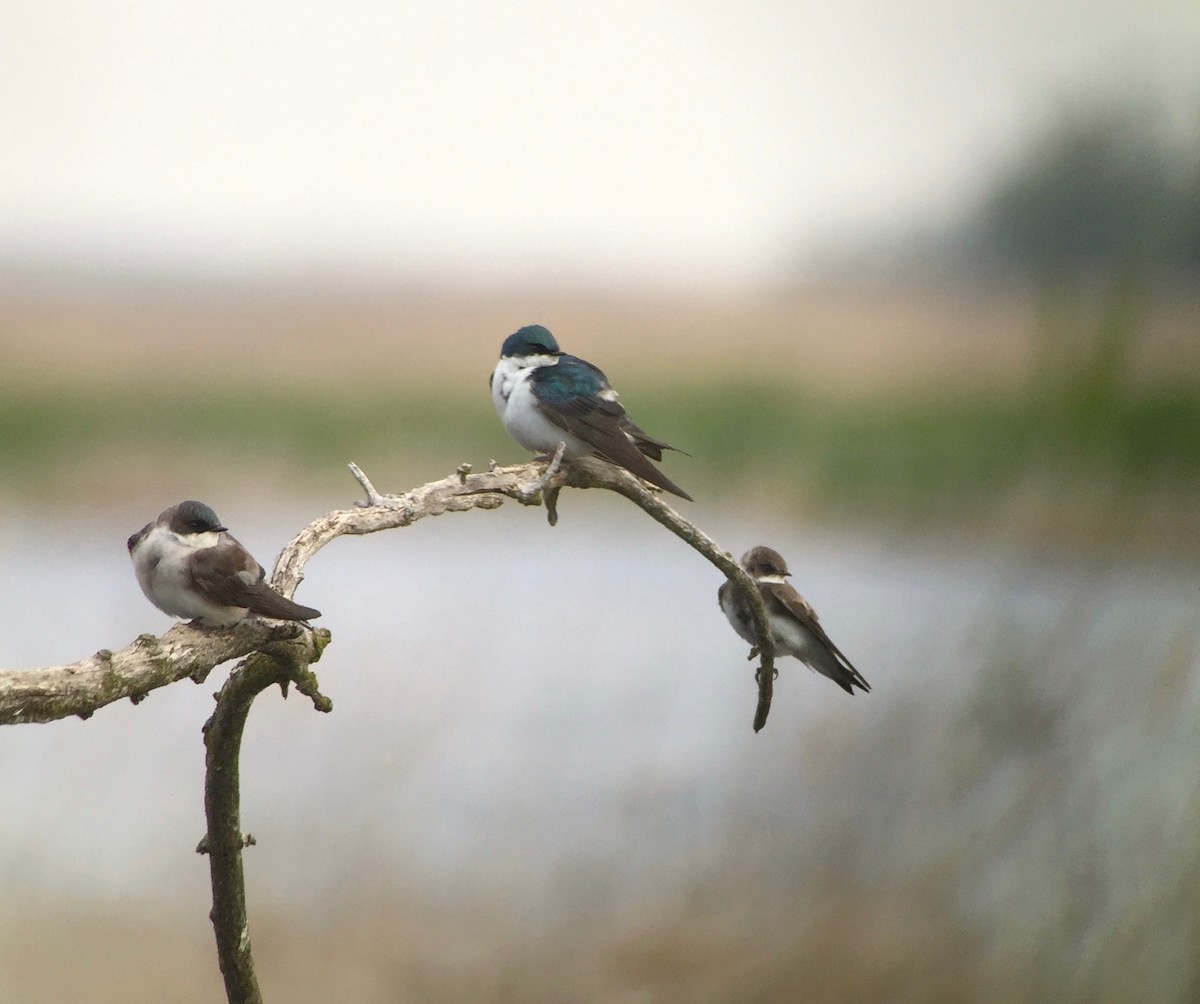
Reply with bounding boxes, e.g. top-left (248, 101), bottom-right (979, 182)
top-left (4, 279), bottom-right (1199, 394)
